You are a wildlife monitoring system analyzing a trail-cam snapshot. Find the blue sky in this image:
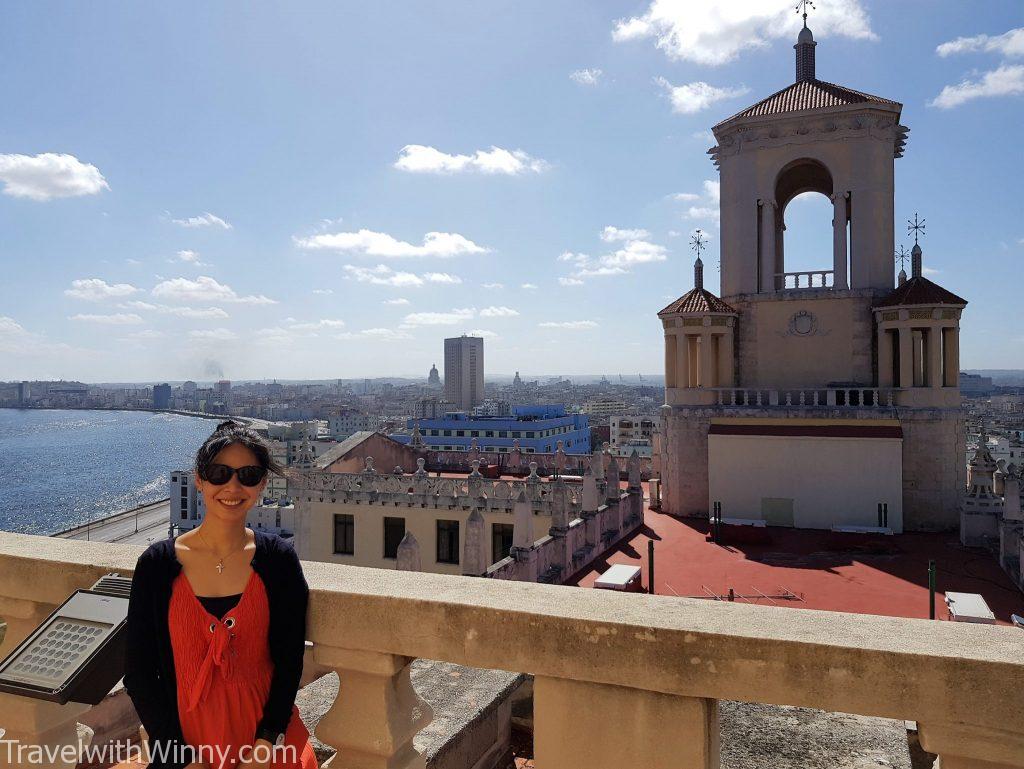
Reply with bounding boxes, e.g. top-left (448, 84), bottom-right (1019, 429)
top-left (1, 1), bottom-right (1021, 382)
